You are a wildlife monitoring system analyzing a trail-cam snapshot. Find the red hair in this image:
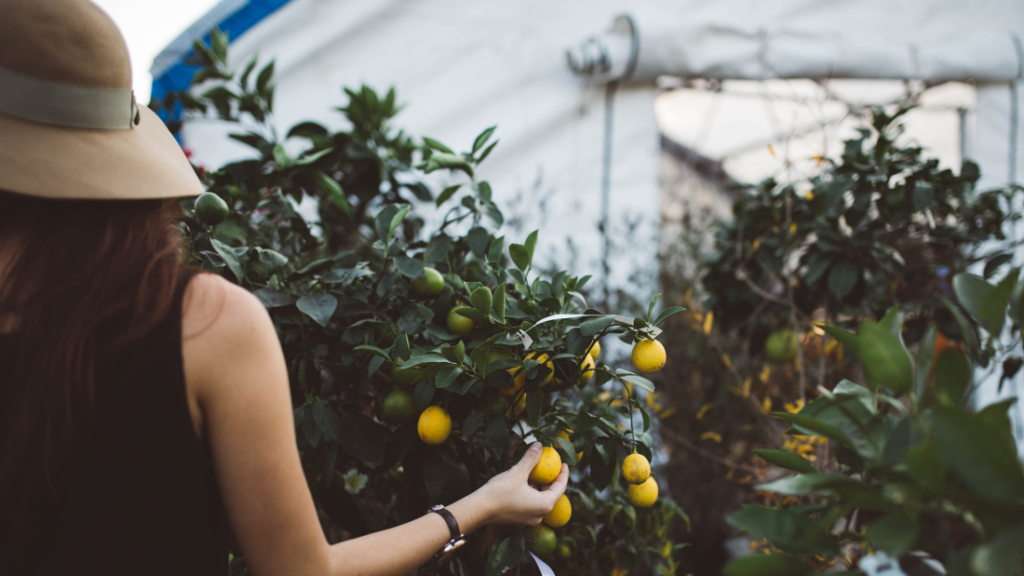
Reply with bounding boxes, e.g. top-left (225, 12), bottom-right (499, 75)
top-left (0, 190), bottom-right (184, 531)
